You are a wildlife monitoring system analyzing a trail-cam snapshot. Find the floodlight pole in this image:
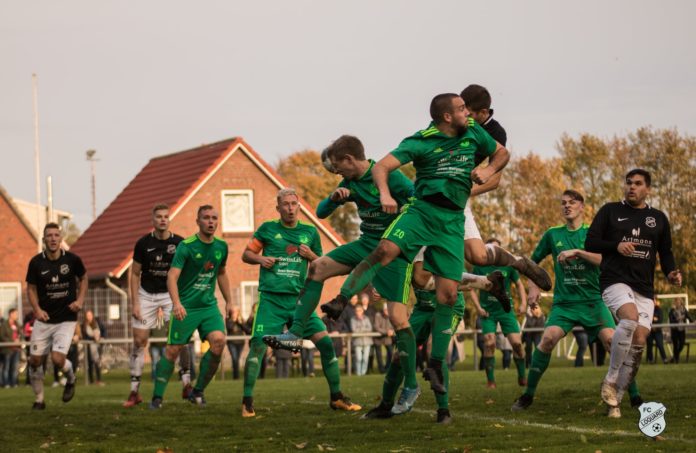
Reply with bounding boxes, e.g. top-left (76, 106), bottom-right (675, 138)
top-left (32, 74), bottom-right (42, 252)
top-left (86, 149), bottom-right (97, 221)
